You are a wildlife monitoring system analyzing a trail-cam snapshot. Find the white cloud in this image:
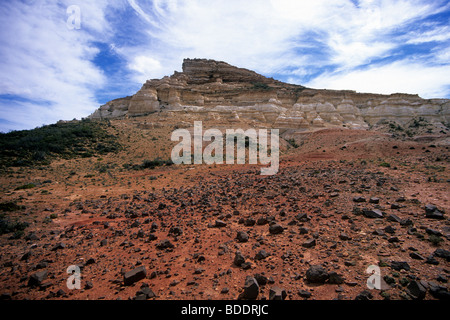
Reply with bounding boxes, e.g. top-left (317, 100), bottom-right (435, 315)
top-left (1, 0), bottom-right (449, 131)
top-left (0, 0), bottom-right (117, 131)
top-left (305, 60), bottom-right (450, 98)
top-left (129, 55), bottom-right (164, 82)
top-left (124, 0), bottom-right (448, 77)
